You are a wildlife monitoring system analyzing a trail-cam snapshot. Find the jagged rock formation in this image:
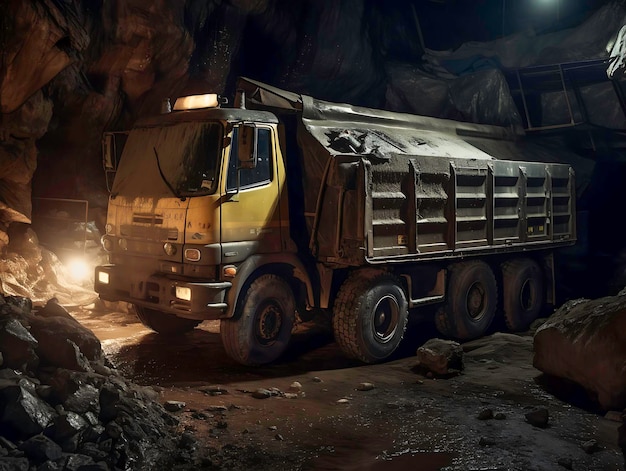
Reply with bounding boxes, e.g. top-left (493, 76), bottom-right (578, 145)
top-left (0, 294), bottom-right (183, 470)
